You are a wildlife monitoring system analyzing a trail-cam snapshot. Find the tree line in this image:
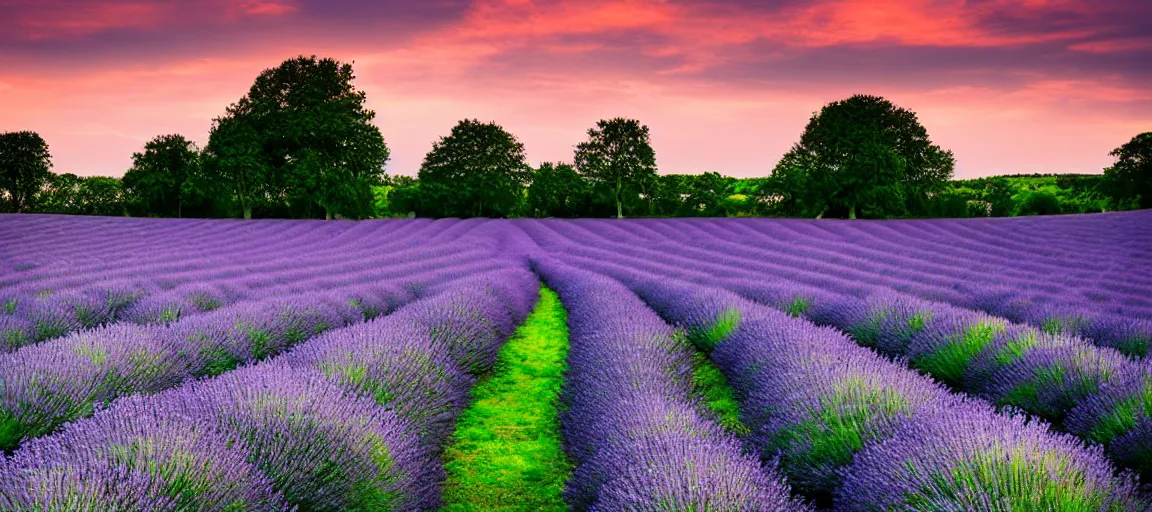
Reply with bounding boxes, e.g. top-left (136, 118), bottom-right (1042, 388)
top-left (2, 55), bottom-right (1148, 219)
